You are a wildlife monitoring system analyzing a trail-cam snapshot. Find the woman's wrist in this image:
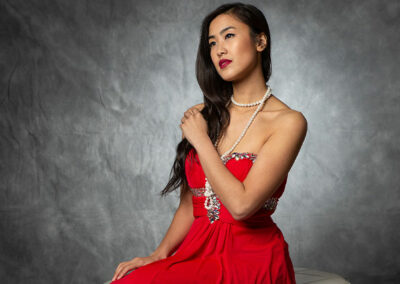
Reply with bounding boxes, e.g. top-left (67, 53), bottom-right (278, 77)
top-left (193, 134), bottom-right (213, 153)
top-left (149, 249), bottom-right (168, 260)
